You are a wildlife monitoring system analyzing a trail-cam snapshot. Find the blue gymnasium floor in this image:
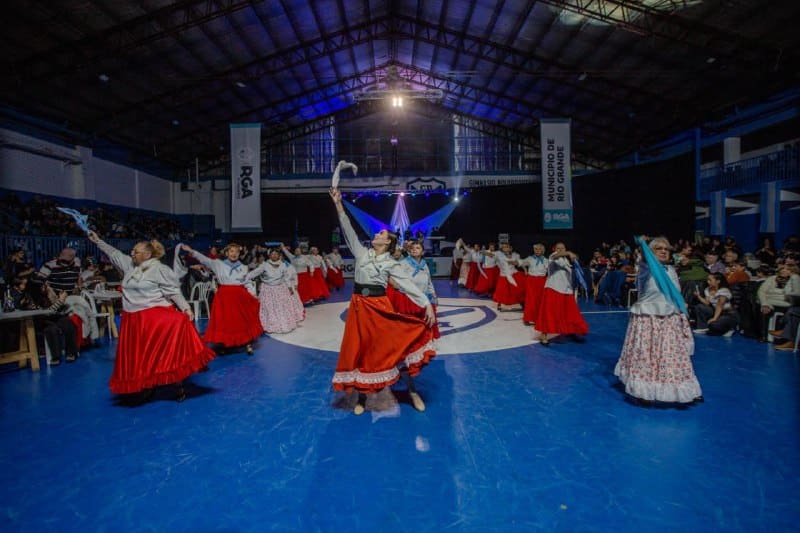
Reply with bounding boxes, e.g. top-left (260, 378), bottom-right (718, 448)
top-left (1, 280), bottom-right (799, 532)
